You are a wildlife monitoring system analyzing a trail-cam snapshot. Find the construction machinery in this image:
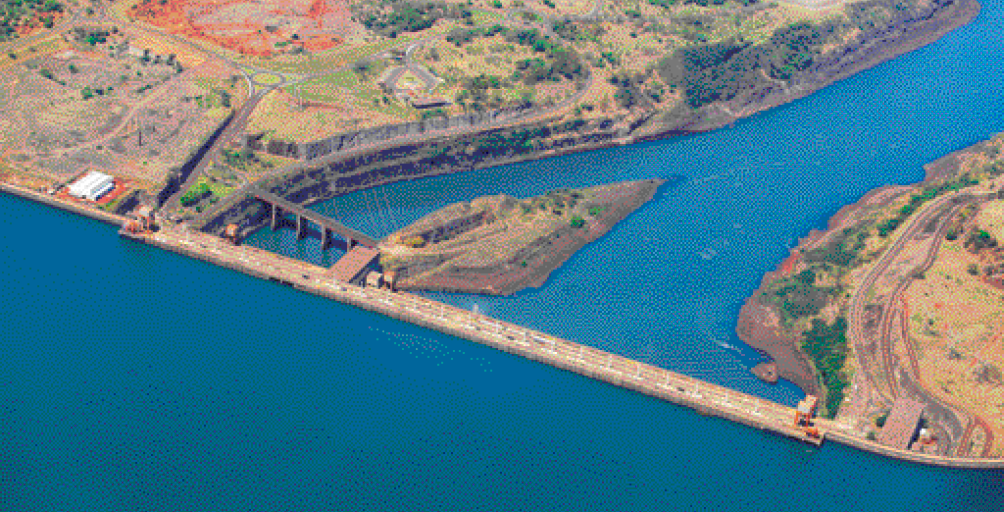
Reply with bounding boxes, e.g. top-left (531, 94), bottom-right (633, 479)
top-left (794, 395), bottom-right (821, 439)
